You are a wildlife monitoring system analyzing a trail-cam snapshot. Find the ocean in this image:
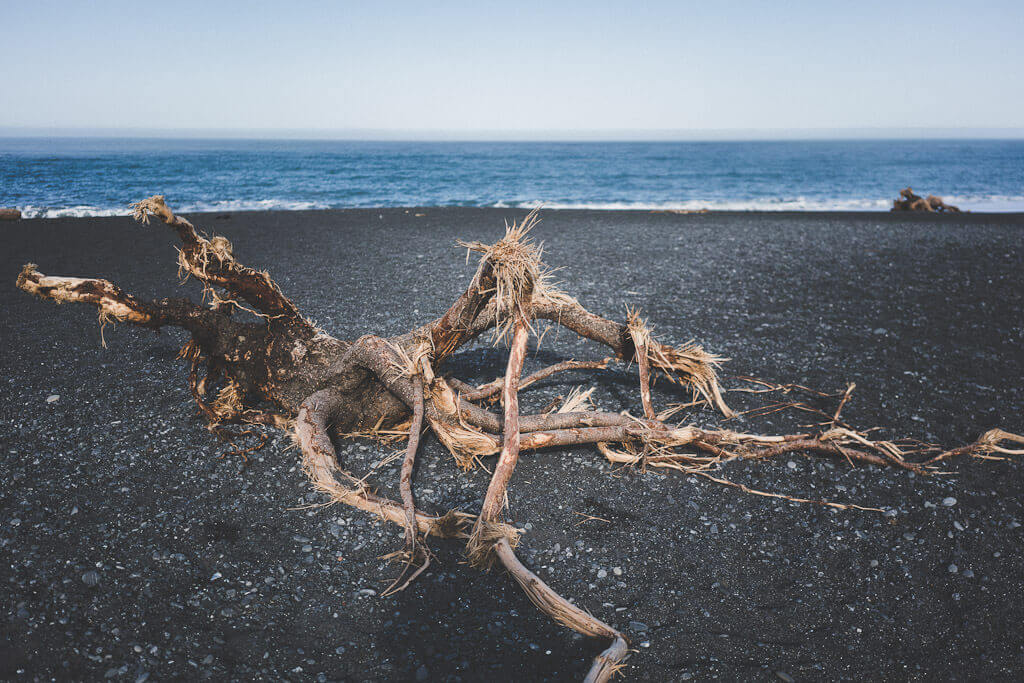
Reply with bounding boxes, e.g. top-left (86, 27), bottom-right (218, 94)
top-left (2, 138), bottom-right (1023, 217)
